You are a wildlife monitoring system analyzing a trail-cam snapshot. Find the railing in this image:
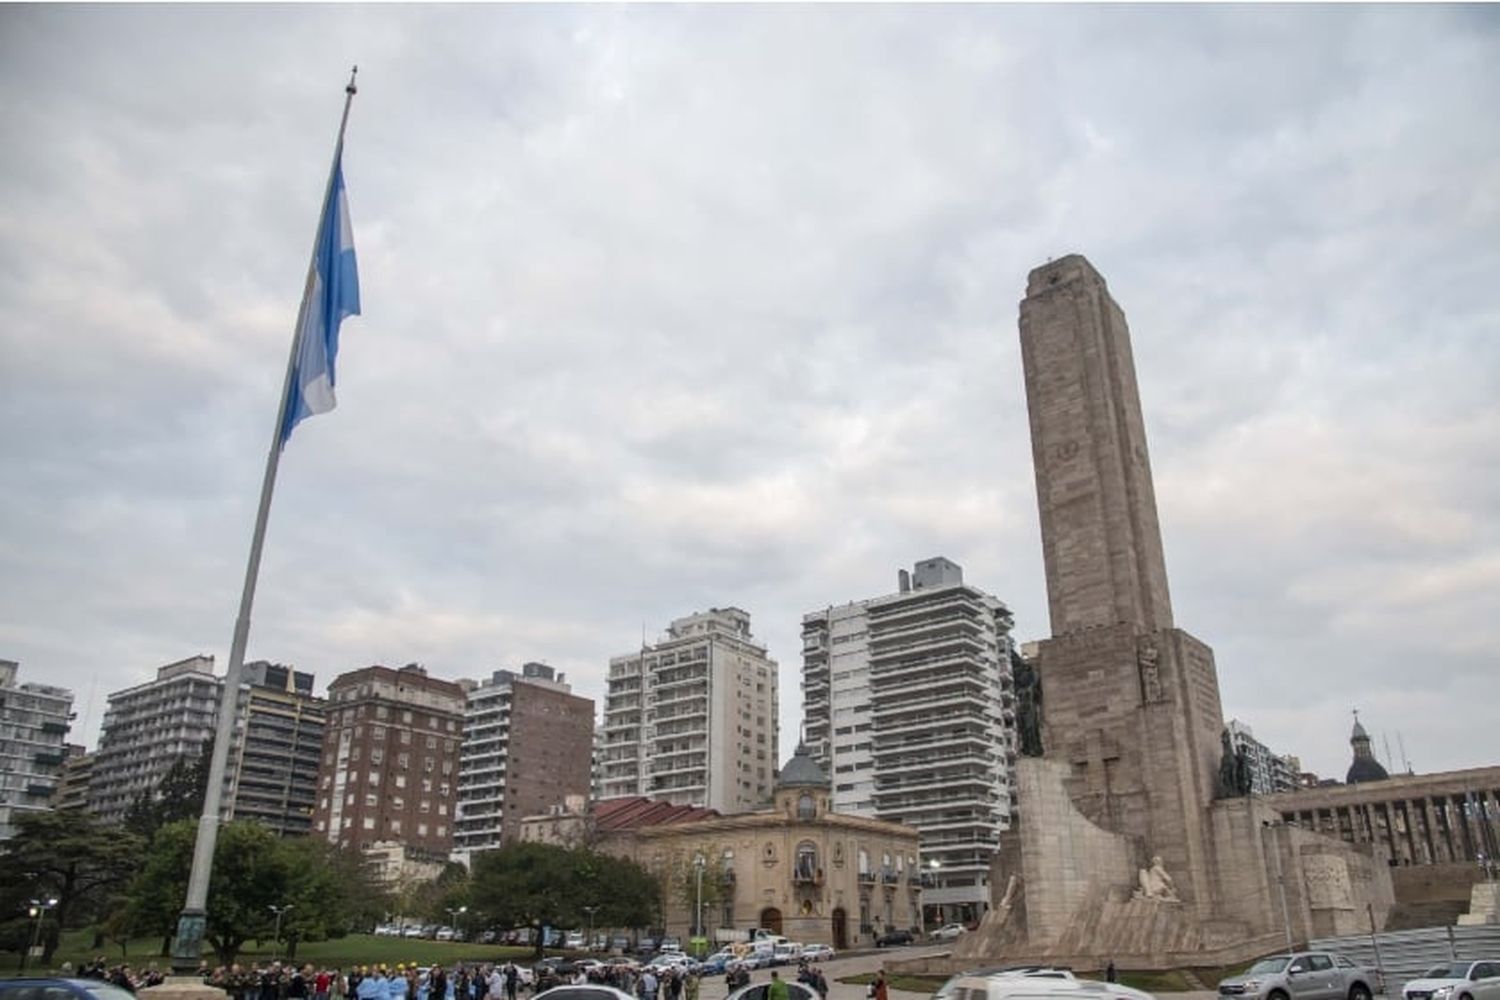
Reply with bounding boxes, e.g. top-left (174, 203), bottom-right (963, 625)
top-left (1310, 925), bottom-right (1500, 985)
